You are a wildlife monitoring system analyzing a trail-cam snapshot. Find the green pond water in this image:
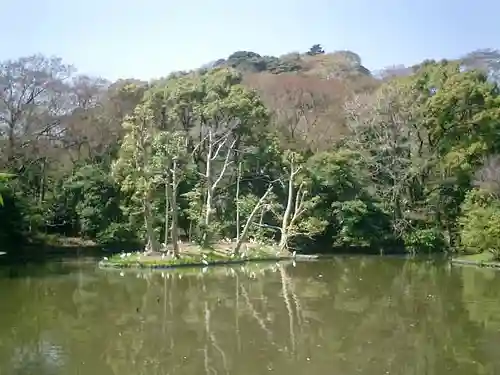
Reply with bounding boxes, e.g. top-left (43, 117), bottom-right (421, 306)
top-left (1, 256), bottom-right (500, 374)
